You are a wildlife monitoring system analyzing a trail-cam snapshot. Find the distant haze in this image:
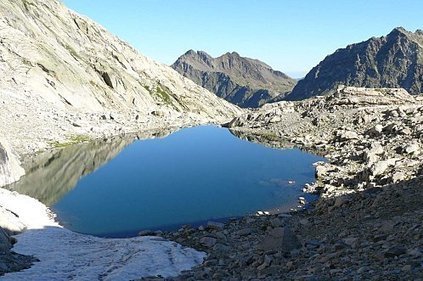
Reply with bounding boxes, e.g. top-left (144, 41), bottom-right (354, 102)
top-left (64, 0), bottom-right (423, 75)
